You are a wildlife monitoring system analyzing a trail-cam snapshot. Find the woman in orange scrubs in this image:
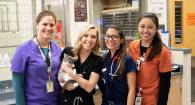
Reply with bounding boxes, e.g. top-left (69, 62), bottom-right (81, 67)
top-left (128, 13), bottom-right (172, 105)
